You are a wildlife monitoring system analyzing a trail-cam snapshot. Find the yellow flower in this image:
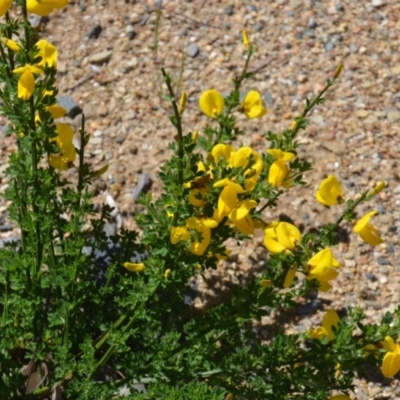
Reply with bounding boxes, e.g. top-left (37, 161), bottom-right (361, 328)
top-left (1, 38), bottom-right (21, 53)
top-left (266, 149), bottom-right (295, 187)
top-left (48, 123), bottom-right (76, 170)
top-left (178, 91), bottom-right (187, 115)
top-left (284, 266), bottom-right (297, 288)
top-left (35, 39), bottom-right (58, 67)
top-left (316, 175), bottom-right (344, 206)
top-left (27, 0), bottom-right (68, 16)
top-left (170, 226), bottom-right (190, 244)
top-left (306, 248), bottom-right (340, 292)
top-left (353, 210), bottom-right (383, 246)
top-left (264, 221), bottom-right (301, 254)
top-left (164, 269), bottom-right (171, 279)
top-left (241, 90), bottom-right (267, 119)
top-left (367, 181), bottom-right (386, 199)
top-left (189, 188), bottom-right (207, 207)
top-left (260, 279), bottom-right (272, 288)
top-left (308, 309), bottom-right (340, 342)
top-left (213, 178), bottom-right (244, 219)
top-left (186, 217), bottom-right (218, 256)
top-left (199, 89), bottom-right (224, 118)
top-left (46, 104), bottom-right (66, 119)
top-left (242, 29), bottom-right (250, 48)
top-left (13, 64), bottom-right (43, 101)
top-left (382, 336), bottom-right (400, 378)
top-left (171, 217), bottom-right (218, 256)
top-left (123, 262), bottom-right (145, 272)
top-left (192, 130), bottom-right (199, 142)
top-left (0, 0), bottom-right (12, 16)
